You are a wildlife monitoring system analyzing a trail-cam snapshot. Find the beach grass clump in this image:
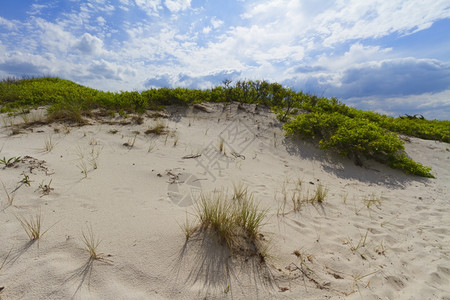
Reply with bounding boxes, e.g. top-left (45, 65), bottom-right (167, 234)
top-left (144, 120), bottom-right (167, 135)
top-left (44, 135), bottom-right (54, 152)
top-left (81, 224), bottom-right (102, 259)
top-left (189, 186), bottom-right (268, 257)
top-left (313, 183), bottom-right (328, 203)
top-left (16, 211), bottom-right (49, 240)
